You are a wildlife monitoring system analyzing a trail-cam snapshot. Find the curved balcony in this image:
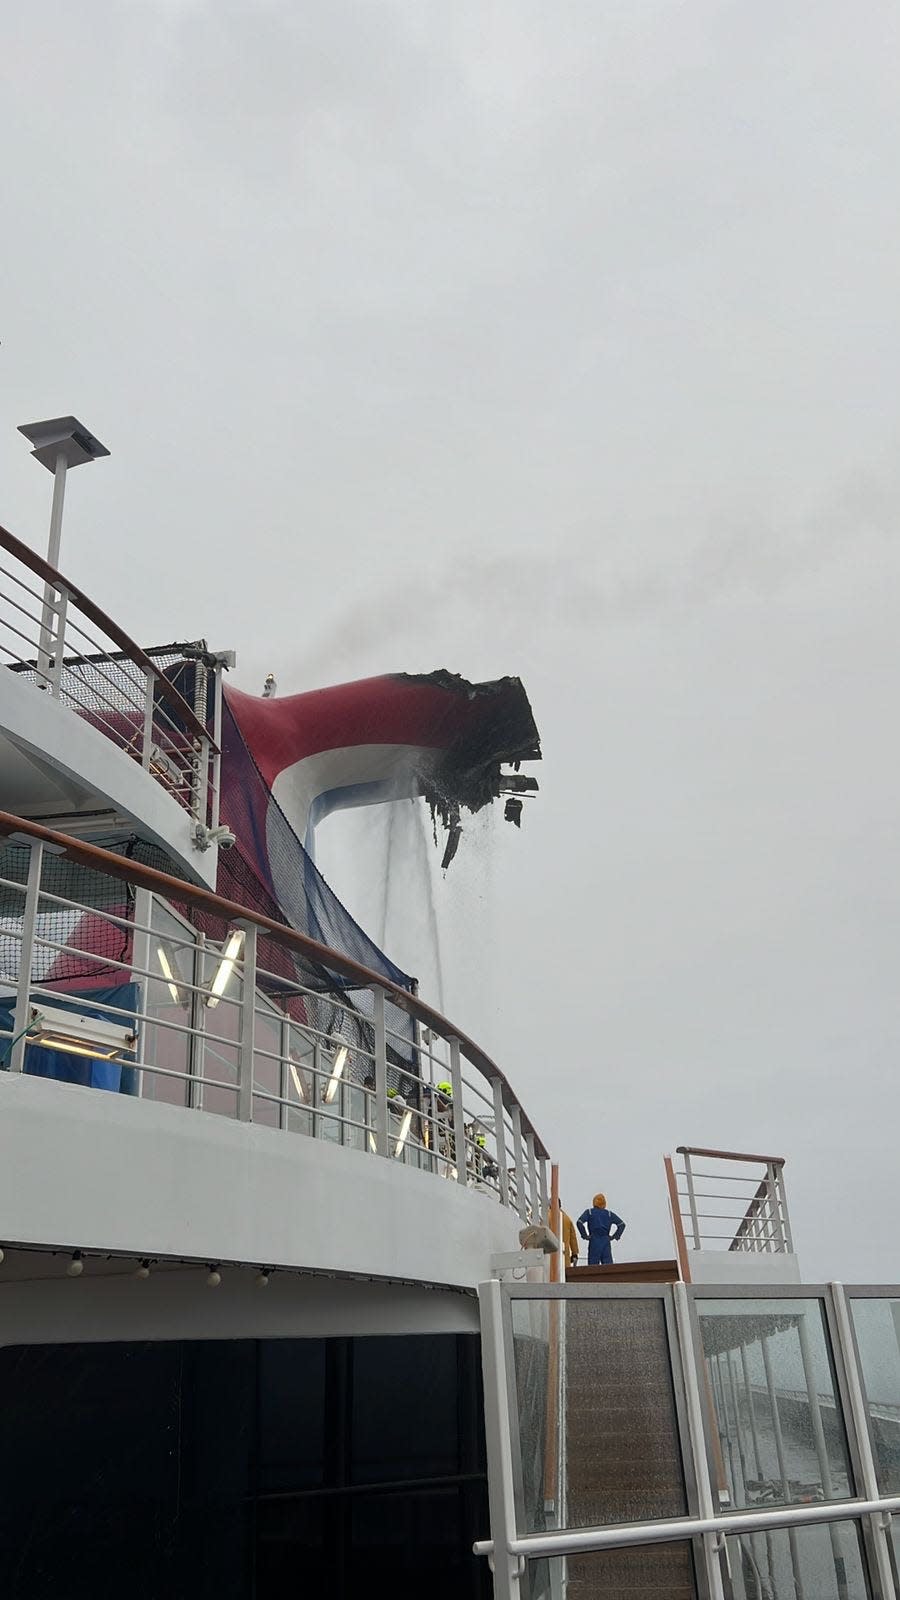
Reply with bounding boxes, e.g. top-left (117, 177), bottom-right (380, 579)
top-left (0, 812), bottom-right (550, 1290)
top-left (0, 522), bottom-right (219, 885)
